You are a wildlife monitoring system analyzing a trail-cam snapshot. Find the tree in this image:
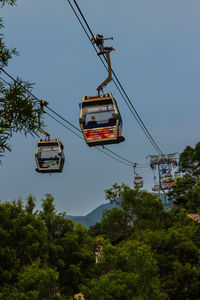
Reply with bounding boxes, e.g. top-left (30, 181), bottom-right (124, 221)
top-left (0, 260), bottom-right (63, 300)
top-left (0, 194), bottom-right (97, 298)
top-left (101, 208), bottom-right (131, 244)
top-left (0, 1), bottom-right (41, 158)
top-left (0, 198), bottom-right (48, 287)
top-left (169, 141), bottom-right (200, 210)
top-left (81, 240), bottom-right (164, 299)
top-left (39, 194), bottom-right (96, 297)
top-left (105, 184), bottom-right (169, 231)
